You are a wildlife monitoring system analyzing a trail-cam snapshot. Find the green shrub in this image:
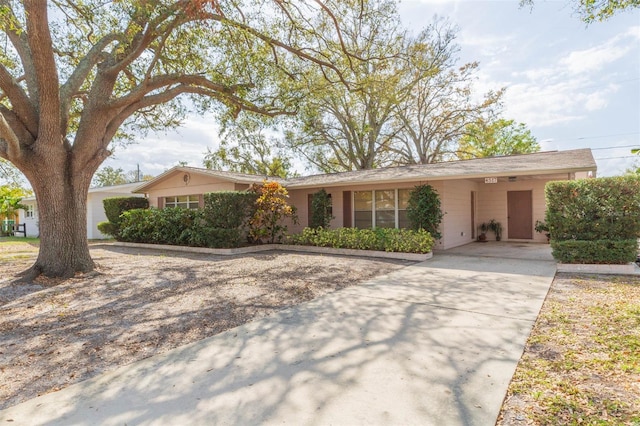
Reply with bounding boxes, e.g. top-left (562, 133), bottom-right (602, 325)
top-left (407, 184), bottom-right (444, 239)
top-left (309, 188), bottom-right (333, 229)
top-left (551, 239), bottom-right (638, 264)
top-left (103, 197), bottom-right (149, 225)
top-left (118, 208), bottom-right (243, 248)
top-left (97, 221), bottom-right (119, 238)
top-left (289, 227), bottom-right (434, 254)
top-left (203, 191), bottom-right (257, 229)
top-left (546, 175), bottom-right (640, 264)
